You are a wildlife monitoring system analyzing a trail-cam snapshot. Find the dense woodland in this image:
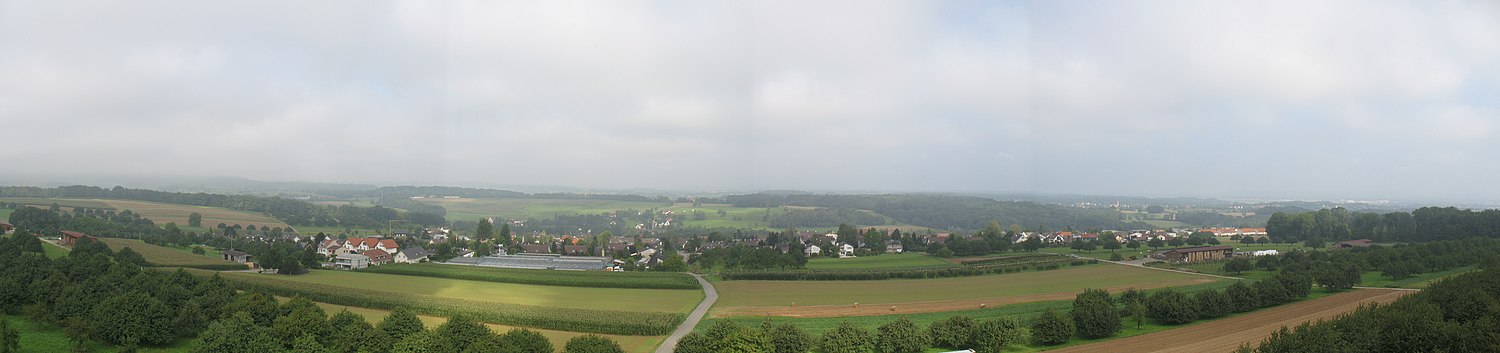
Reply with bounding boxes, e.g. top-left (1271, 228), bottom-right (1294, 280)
top-left (0, 186), bottom-right (447, 228)
top-left (1267, 206), bottom-right (1500, 243)
top-left (726, 193), bottom-right (1151, 231)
